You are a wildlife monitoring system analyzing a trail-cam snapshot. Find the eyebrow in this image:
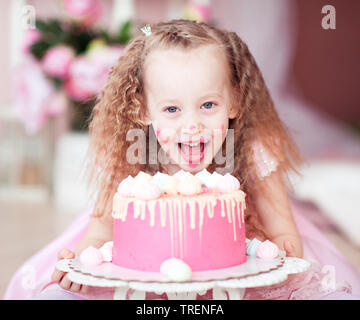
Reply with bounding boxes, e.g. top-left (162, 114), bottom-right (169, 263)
top-left (156, 93), bottom-right (223, 107)
top-left (198, 93), bottom-right (223, 101)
